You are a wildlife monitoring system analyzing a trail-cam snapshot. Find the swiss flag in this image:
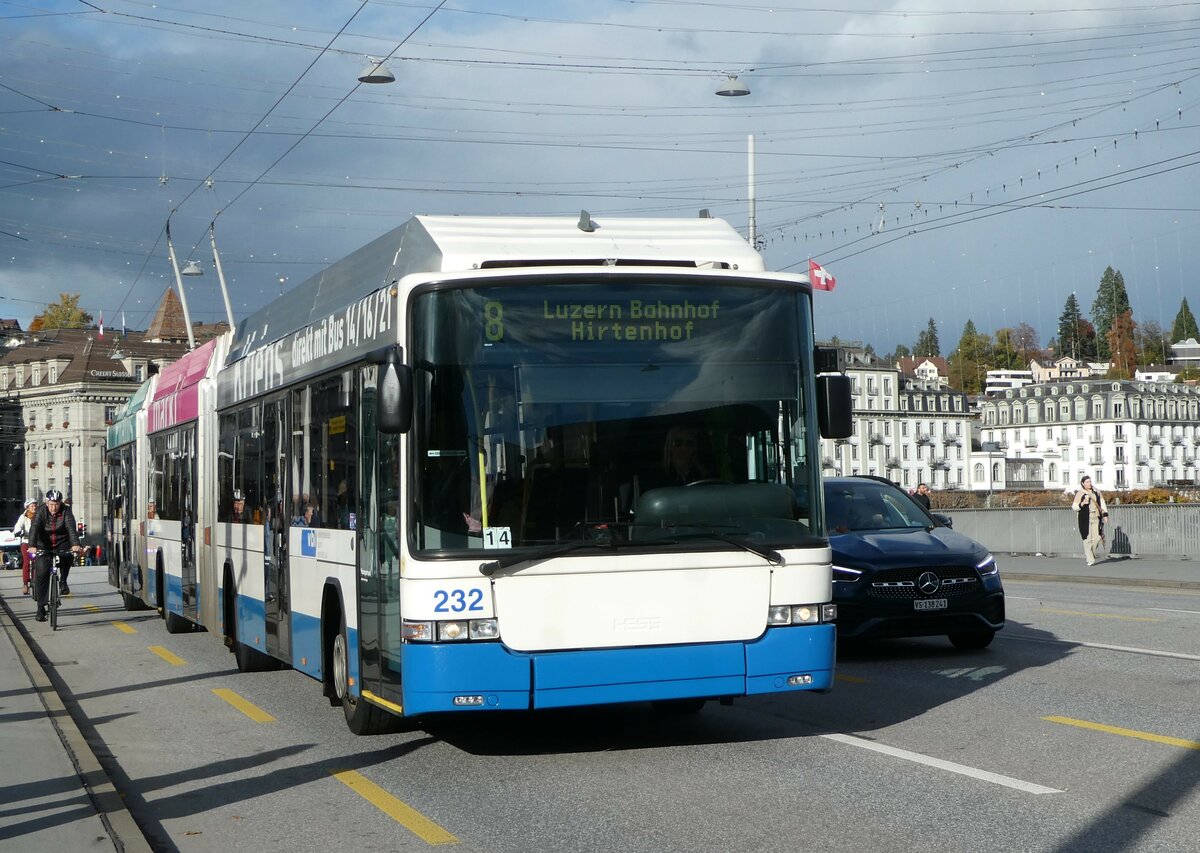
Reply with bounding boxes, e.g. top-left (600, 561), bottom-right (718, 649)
top-left (809, 259), bottom-right (836, 291)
